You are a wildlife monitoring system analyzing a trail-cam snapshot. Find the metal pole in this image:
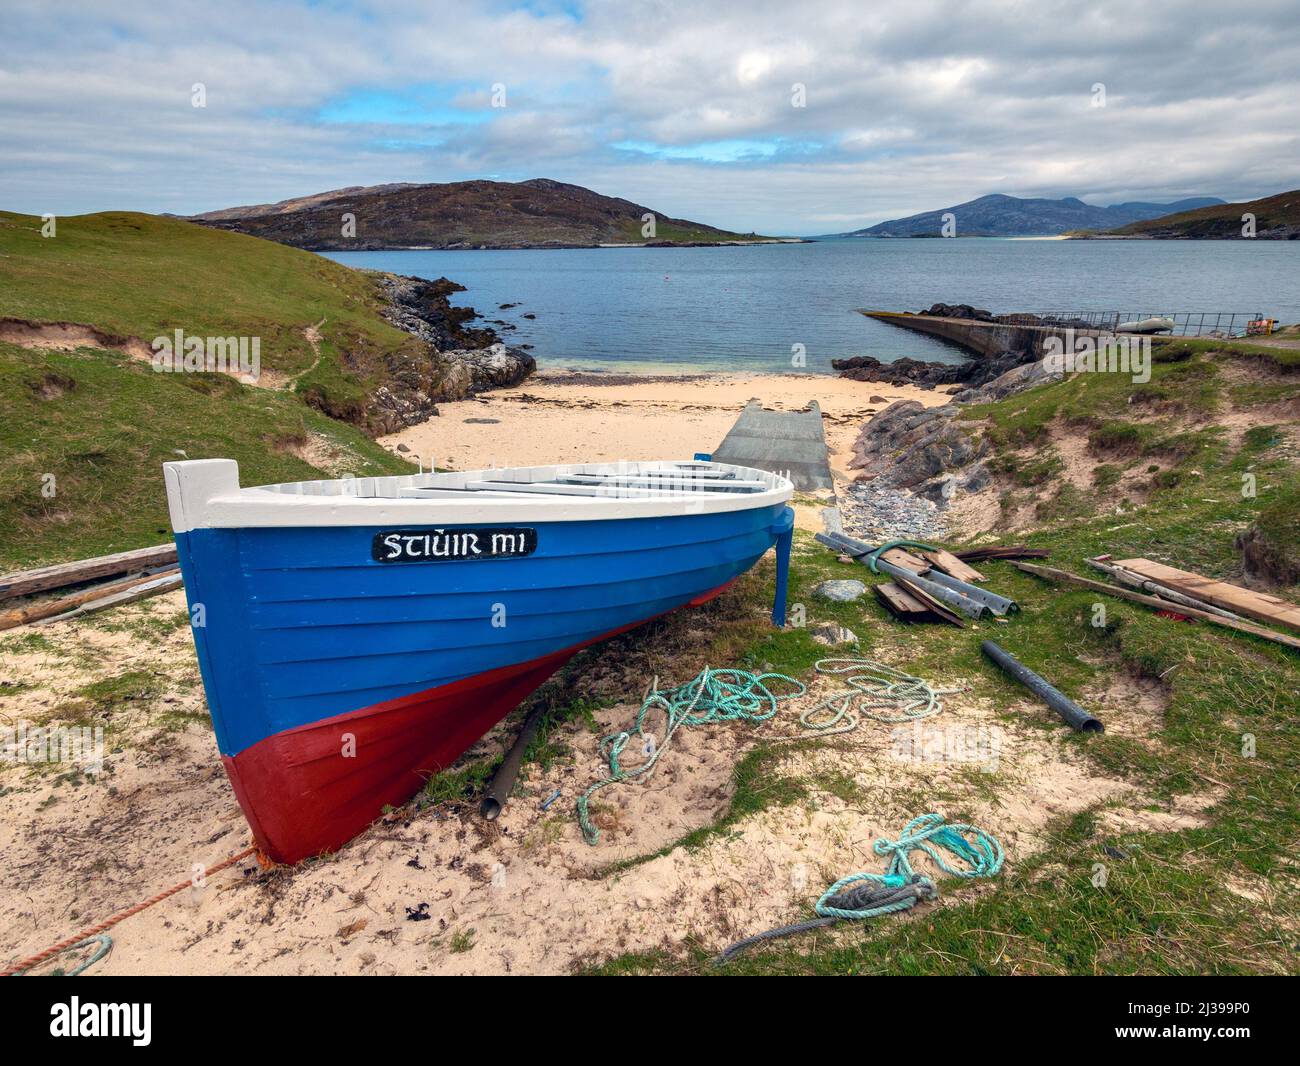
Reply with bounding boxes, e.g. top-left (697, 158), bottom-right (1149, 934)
top-left (918, 567), bottom-right (1019, 615)
top-left (816, 531), bottom-right (1005, 620)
